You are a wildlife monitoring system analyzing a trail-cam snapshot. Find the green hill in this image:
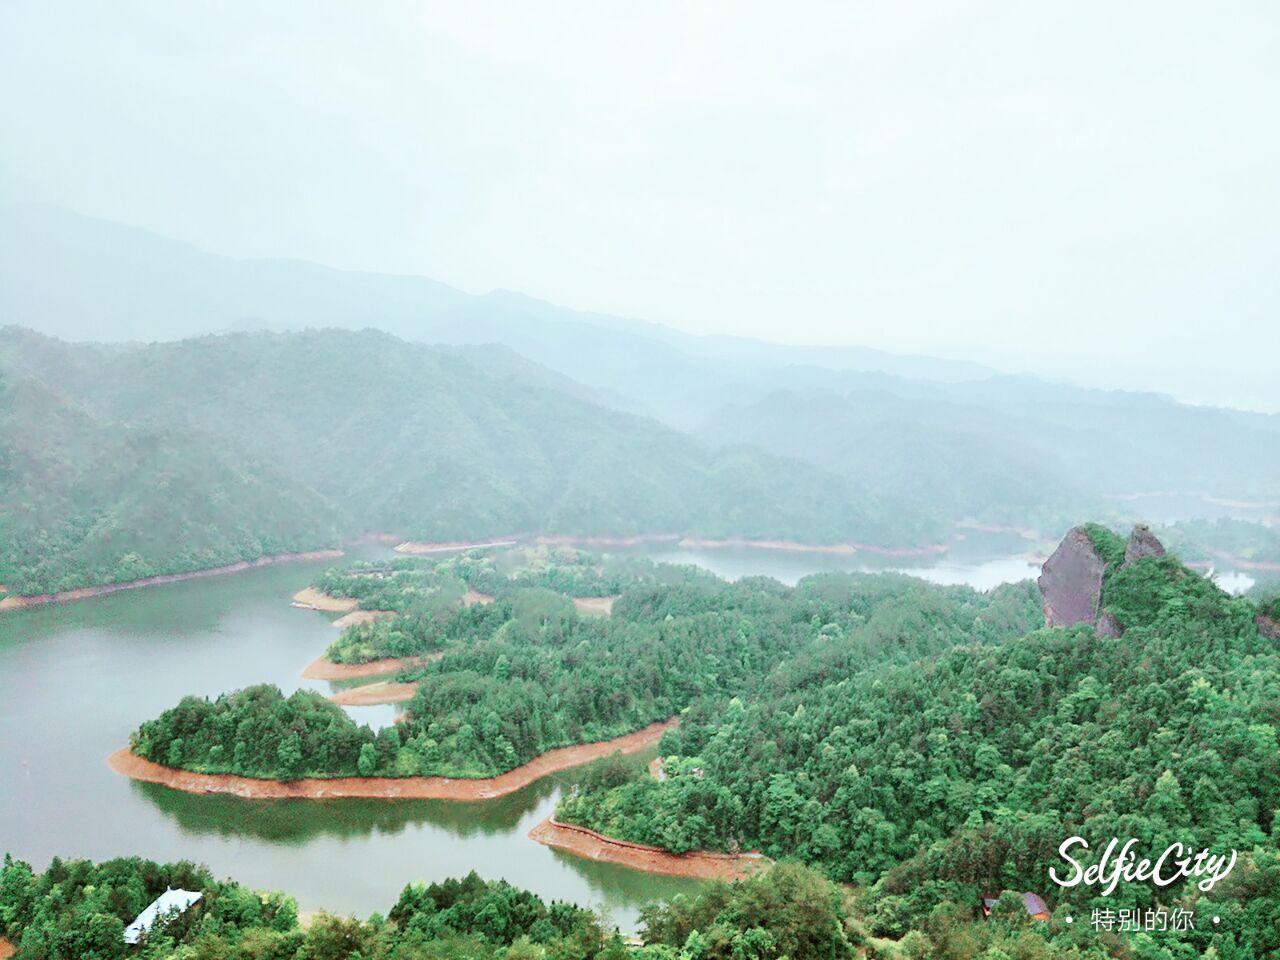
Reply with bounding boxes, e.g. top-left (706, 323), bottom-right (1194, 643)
top-left (0, 327), bottom-right (939, 595)
top-left (558, 530), bottom-right (1280, 956)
